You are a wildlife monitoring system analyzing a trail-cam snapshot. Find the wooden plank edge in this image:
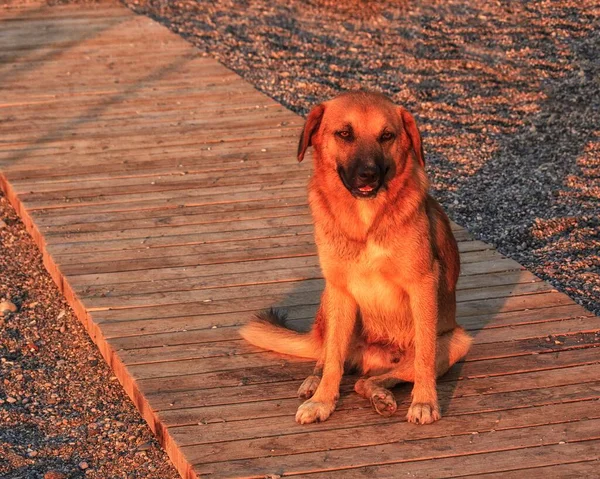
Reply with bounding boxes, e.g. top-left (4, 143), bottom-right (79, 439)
top-left (0, 172), bottom-right (198, 479)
